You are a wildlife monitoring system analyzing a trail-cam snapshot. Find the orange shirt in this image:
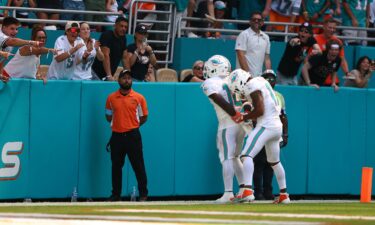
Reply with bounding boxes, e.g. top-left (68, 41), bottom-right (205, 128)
top-left (105, 89), bottom-right (148, 133)
top-left (314, 34), bottom-right (345, 58)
